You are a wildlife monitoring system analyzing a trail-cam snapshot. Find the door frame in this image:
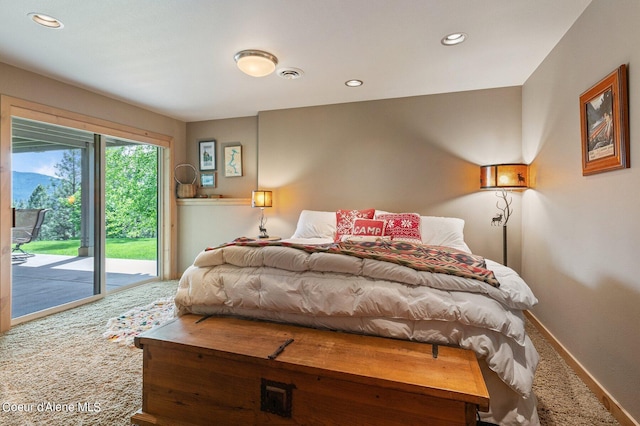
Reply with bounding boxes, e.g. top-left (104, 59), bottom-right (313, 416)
top-left (0, 96), bottom-right (176, 331)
